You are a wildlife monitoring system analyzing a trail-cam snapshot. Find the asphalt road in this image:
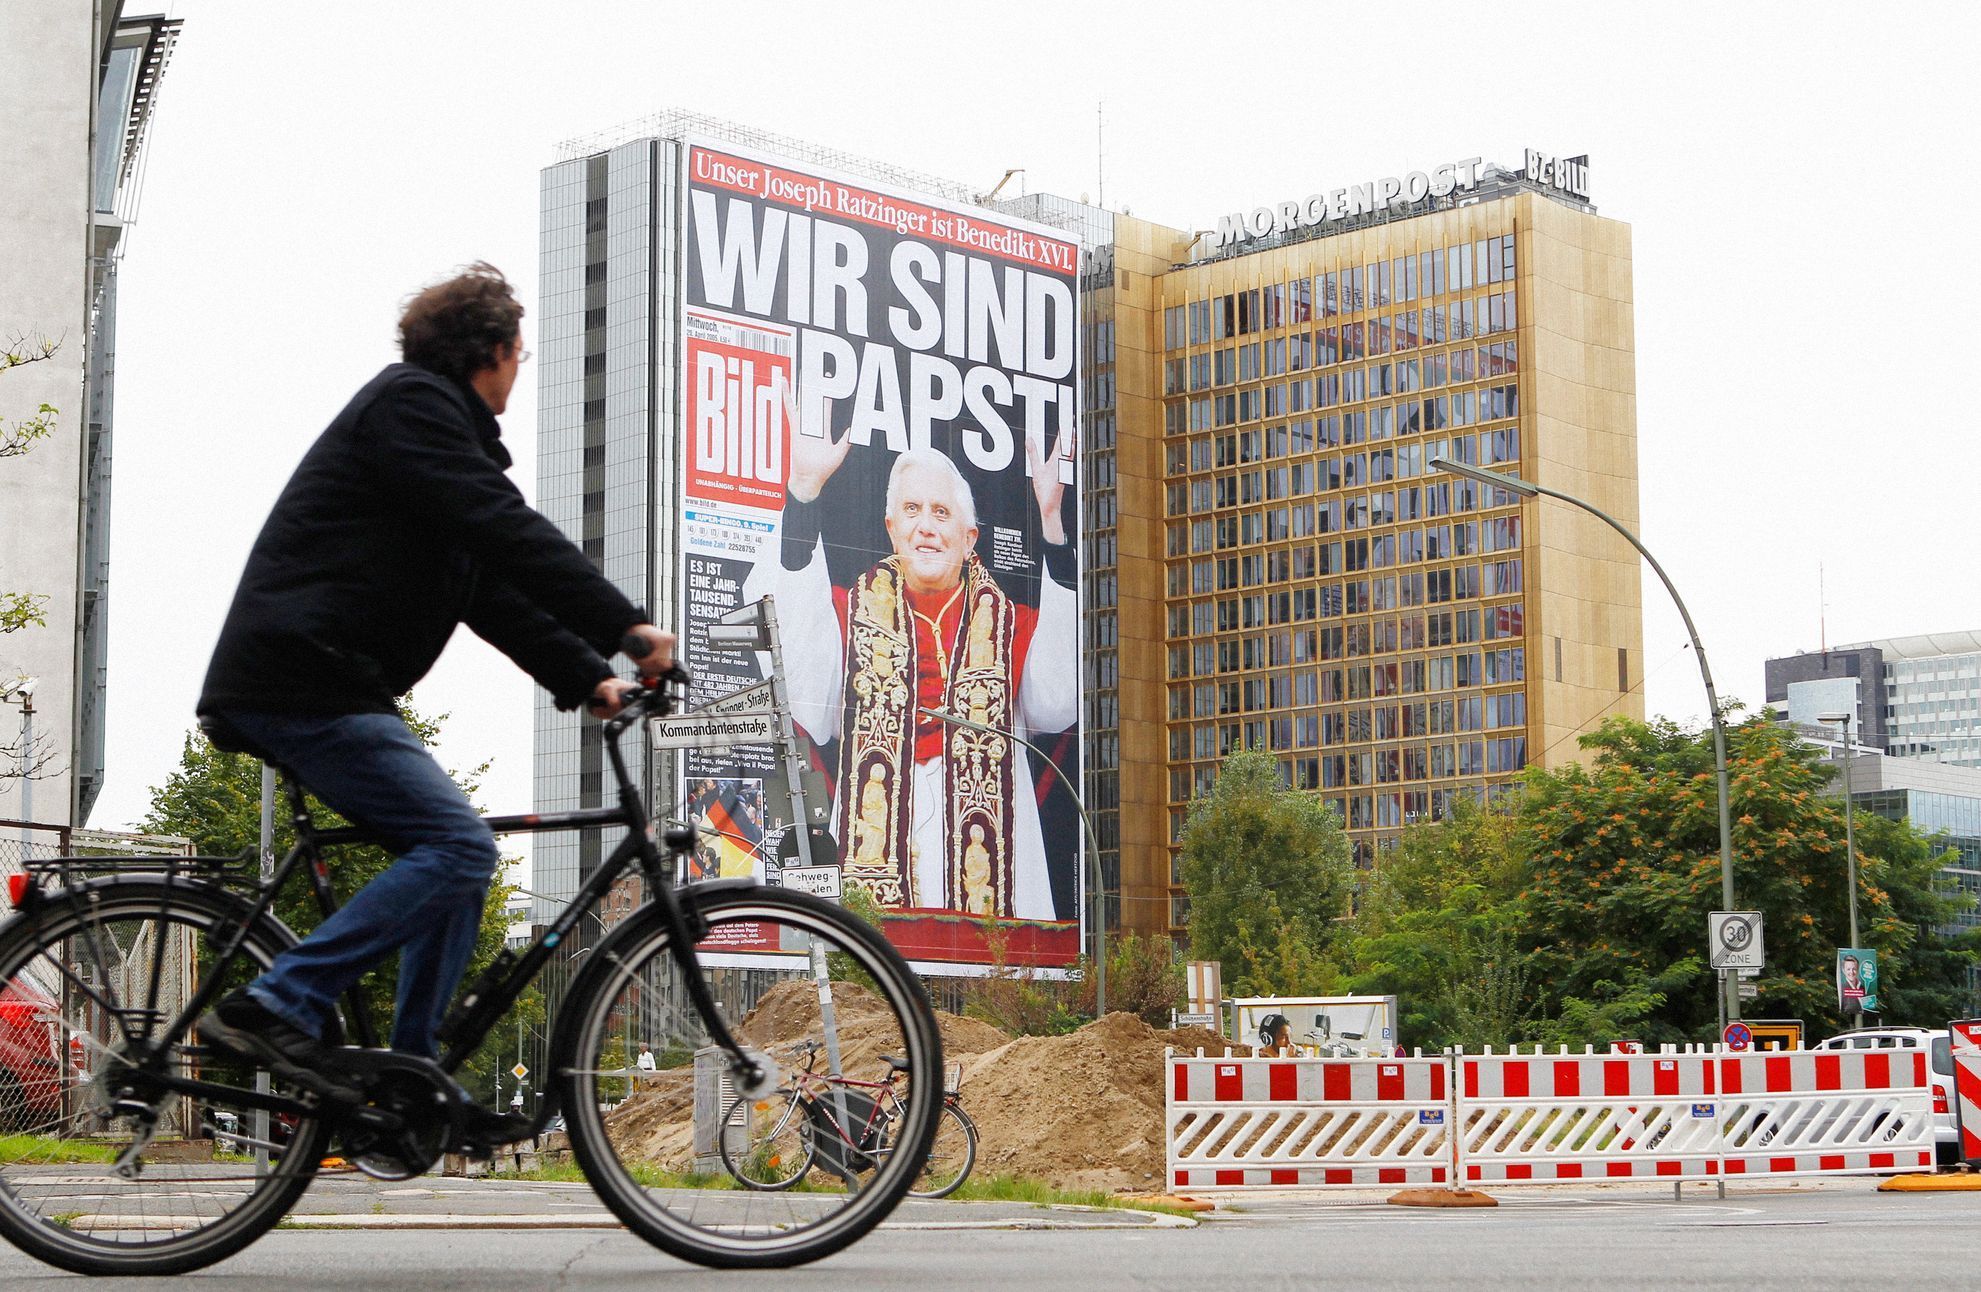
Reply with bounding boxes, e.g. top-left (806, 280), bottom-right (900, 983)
top-left (0, 1184), bottom-right (1975, 1289)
